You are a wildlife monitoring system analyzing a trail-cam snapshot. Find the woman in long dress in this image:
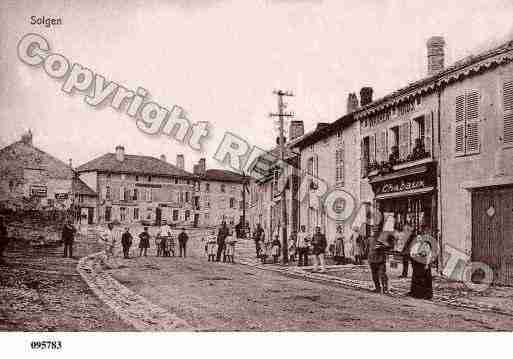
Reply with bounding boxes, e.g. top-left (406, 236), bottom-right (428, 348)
top-left (408, 230), bottom-right (434, 300)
